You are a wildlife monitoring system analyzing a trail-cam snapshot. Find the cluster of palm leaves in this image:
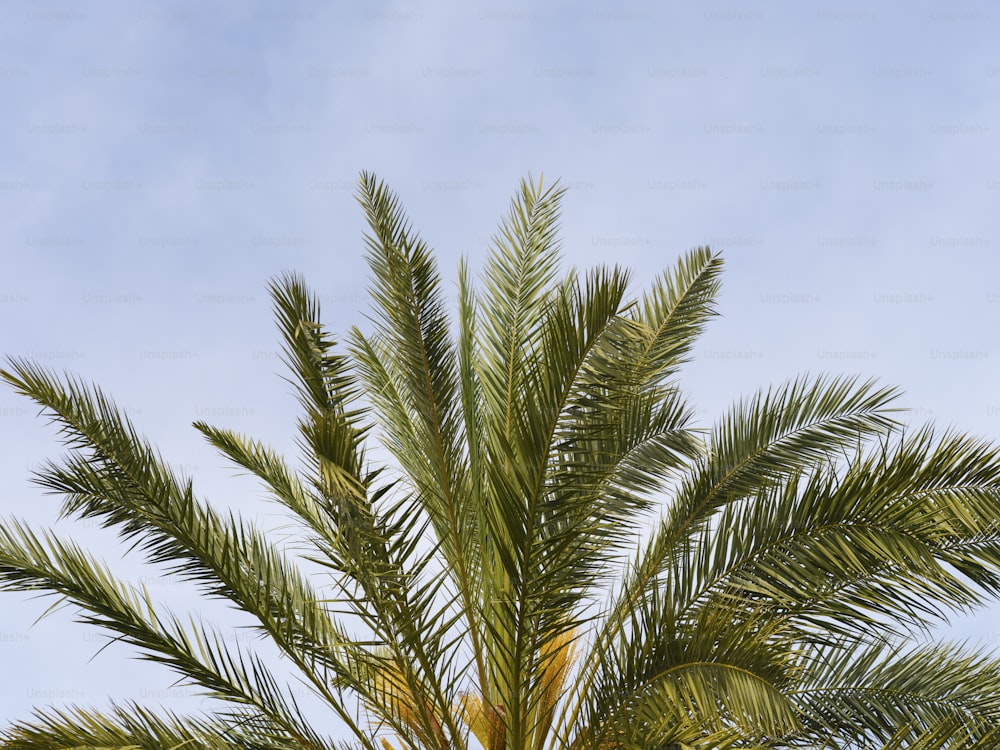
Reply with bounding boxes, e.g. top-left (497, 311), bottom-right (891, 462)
top-left (3, 174), bottom-right (1000, 749)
